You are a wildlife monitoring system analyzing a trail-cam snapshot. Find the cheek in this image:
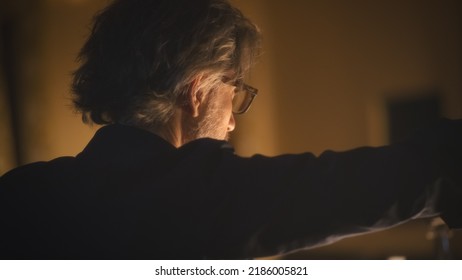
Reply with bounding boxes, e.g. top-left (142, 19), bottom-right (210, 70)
top-left (211, 92), bottom-right (234, 134)
top-left (228, 113), bottom-right (235, 132)
top-left (224, 92), bottom-right (234, 120)
top-left (226, 89), bottom-right (235, 113)
top-left (222, 93), bottom-right (235, 132)
top-left (213, 90), bottom-right (233, 117)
